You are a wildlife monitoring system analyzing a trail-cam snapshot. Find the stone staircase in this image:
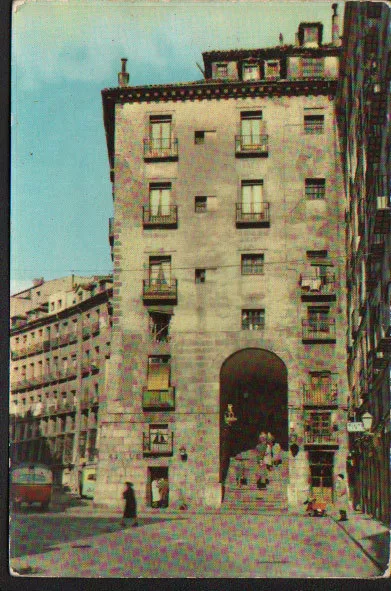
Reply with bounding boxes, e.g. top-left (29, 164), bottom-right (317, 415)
top-left (221, 448), bottom-right (289, 513)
